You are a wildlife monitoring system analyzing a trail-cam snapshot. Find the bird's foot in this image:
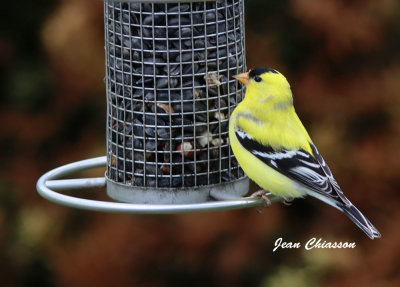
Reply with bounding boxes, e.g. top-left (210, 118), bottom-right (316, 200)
top-left (282, 197), bottom-right (294, 206)
top-left (251, 189), bottom-right (272, 208)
